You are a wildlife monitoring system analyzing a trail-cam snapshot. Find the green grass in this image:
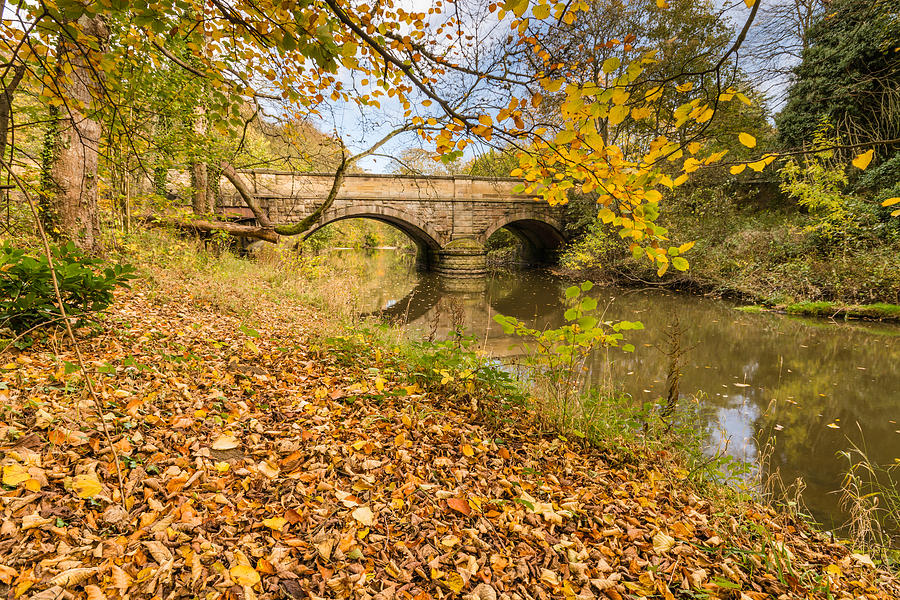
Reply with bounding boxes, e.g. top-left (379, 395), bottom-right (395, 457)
top-left (735, 305), bottom-right (766, 313)
top-left (782, 300), bottom-right (900, 320)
